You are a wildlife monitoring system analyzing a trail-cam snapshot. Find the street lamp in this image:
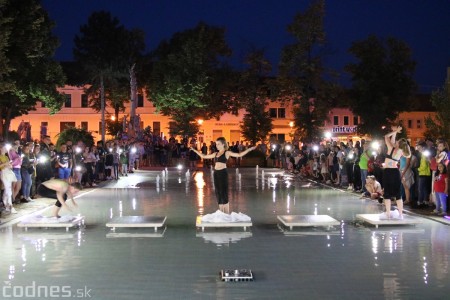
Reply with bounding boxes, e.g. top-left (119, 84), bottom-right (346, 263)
top-left (325, 131), bottom-right (332, 139)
